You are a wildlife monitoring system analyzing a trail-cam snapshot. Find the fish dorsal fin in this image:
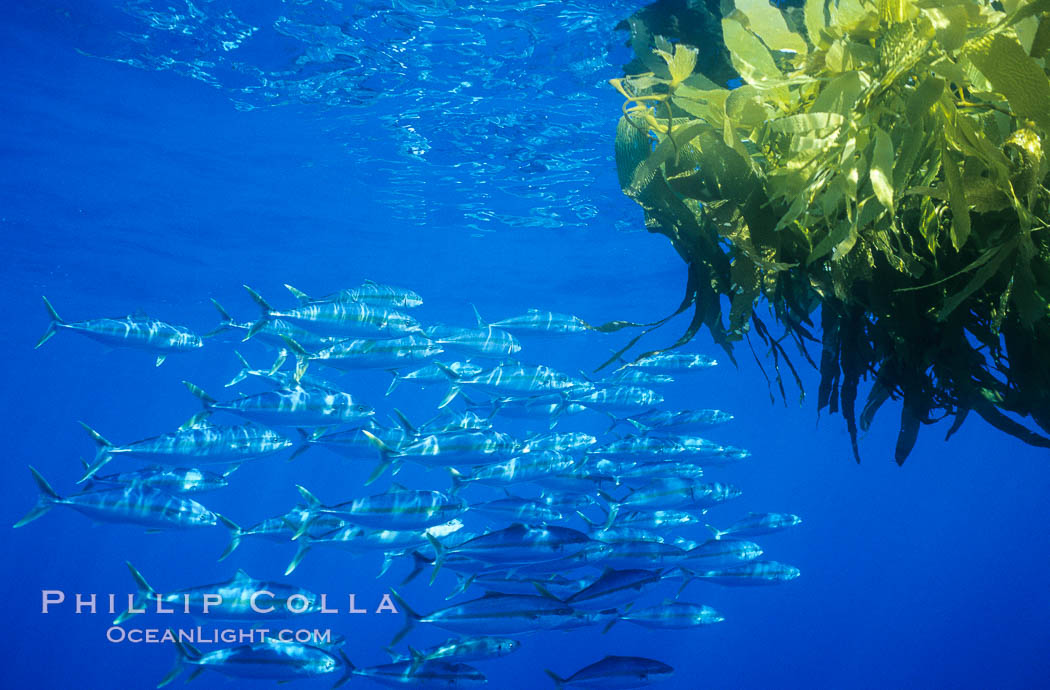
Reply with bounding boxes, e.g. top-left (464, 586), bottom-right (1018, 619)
top-left (131, 309), bottom-right (148, 318)
top-left (527, 308), bottom-right (543, 314)
top-left (388, 482), bottom-right (409, 493)
top-left (232, 569), bottom-right (253, 583)
top-left (599, 566), bottom-right (615, 578)
top-left (661, 598), bottom-right (675, 605)
top-left (363, 279), bottom-right (377, 286)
